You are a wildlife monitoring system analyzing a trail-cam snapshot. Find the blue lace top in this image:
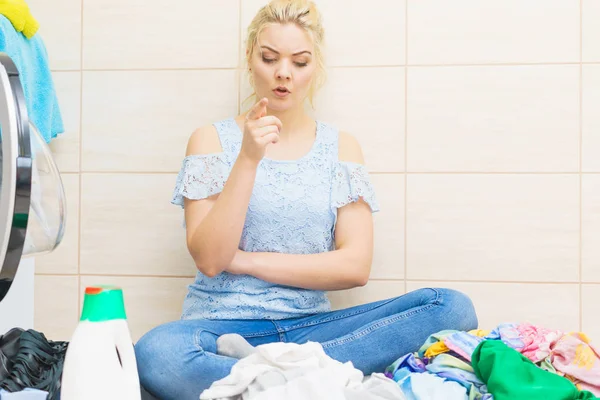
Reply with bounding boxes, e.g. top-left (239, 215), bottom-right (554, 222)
top-left (172, 117), bottom-right (380, 320)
